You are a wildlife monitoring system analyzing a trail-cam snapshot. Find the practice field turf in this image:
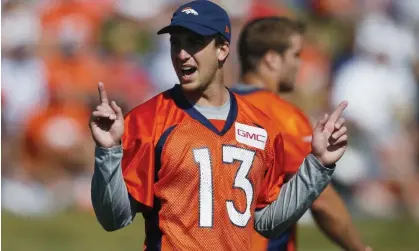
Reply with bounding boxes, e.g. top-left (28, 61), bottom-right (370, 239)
top-left (2, 210), bottom-right (418, 251)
